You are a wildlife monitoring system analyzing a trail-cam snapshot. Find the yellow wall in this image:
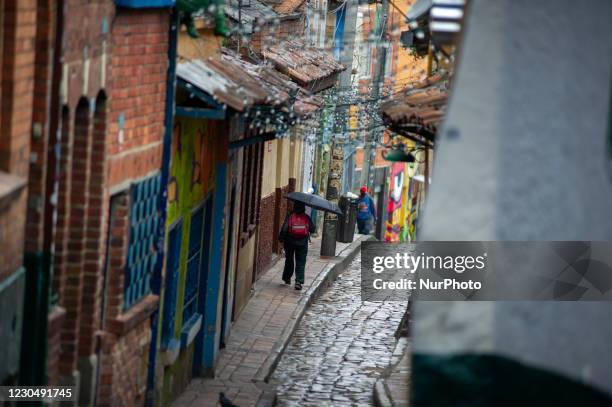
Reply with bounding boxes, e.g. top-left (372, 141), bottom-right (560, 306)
top-left (288, 135), bottom-right (303, 186)
top-left (178, 22), bottom-right (223, 60)
top-left (261, 137), bottom-right (296, 197)
top-left (276, 138), bottom-right (291, 188)
top-left (234, 234), bottom-right (256, 319)
top-left (392, 0), bottom-right (430, 91)
top-left (261, 140), bottom-right (278, 197)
